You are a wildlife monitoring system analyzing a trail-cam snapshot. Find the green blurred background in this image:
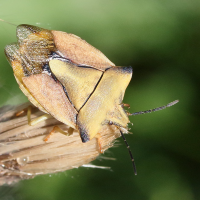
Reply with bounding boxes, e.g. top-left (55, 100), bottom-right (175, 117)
top-left (0, 0), bottom-right (199, 199)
